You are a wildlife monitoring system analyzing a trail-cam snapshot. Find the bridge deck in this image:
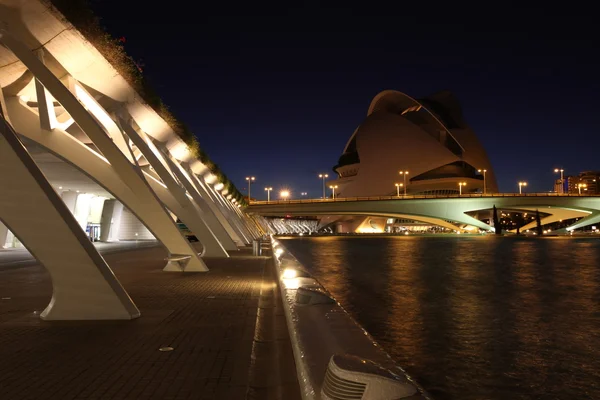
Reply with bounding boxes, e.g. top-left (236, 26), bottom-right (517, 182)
top-left (0, 245), bottom-right (299, 399)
